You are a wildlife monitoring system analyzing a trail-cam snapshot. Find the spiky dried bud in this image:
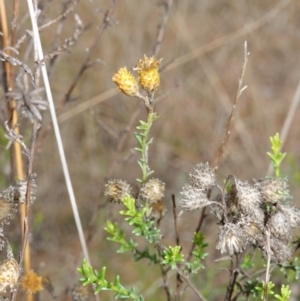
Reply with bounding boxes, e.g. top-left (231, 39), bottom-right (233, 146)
top-left (140, 178), bottom-right (165, 203)
top-left (230, 180), bottom-right (261, 214)
top-left (179, 184), bottom-right (211, 211)
top-left (135, 55), bottom-right (161, 93)
top-left (1, 179), bottom-right (37, 205)
top-left (21, 270), bottom-right (43, 295)
top-left (188, 162), bottom-right (216, 191)
top-left (0, 179), bottom-right (37, 225)
top-left (112, 67), bottom-right (139, 97)
top-left (0, 258), bottom-right (20, 293)
top-left (255, 177), bottom-right (289, 204)
top-left (268, 211), bottom-right (291, 241)
top-left (104, 179), bottom-right (131, 203)
top-left (72, 284), bottom-right (93, 301)
top-left (279, 205), bottom-right (300, 229)
top-left (261, 238), bottom-right (292, 264)
top-left (216, 223), bottom-right (247, 255)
